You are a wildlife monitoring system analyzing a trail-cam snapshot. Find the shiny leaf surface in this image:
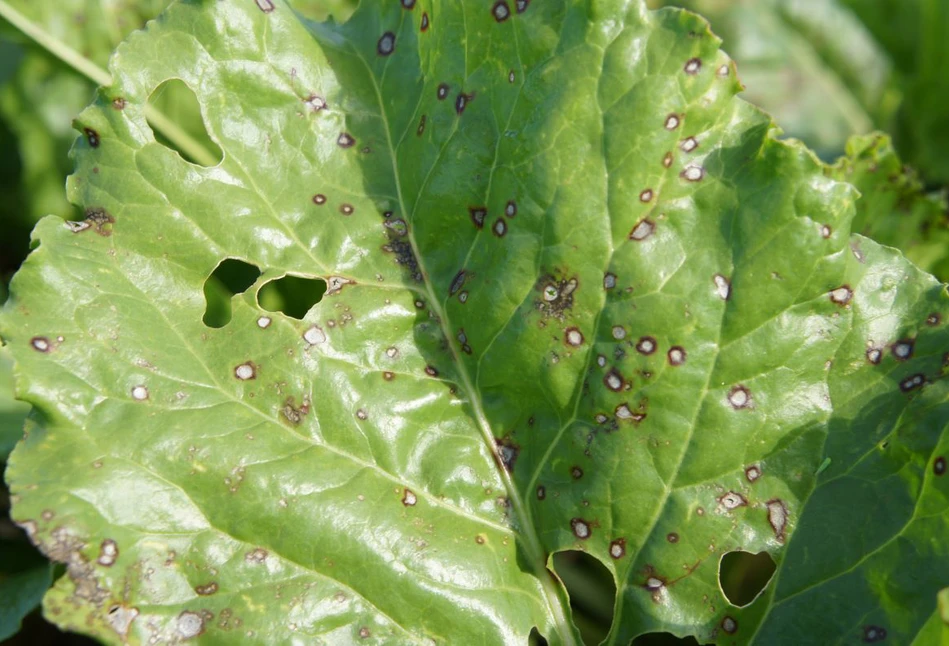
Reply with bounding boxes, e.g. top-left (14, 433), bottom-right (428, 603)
top-left (2, 1), bottom-right (948, 644)
top-left (647, 0), bottom-right (896, 159)
top-left (0, 0), bottom-right (173, 214)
